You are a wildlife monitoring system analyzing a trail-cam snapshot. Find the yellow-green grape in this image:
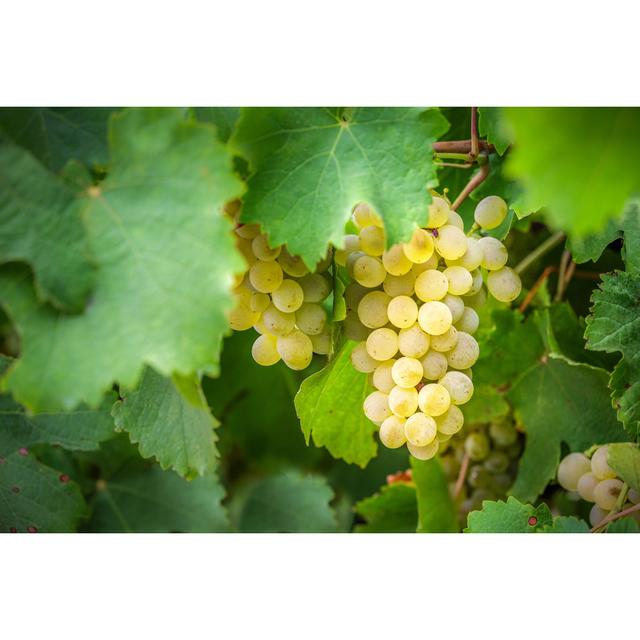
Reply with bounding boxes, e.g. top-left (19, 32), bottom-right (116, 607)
top-left (557, 452), bottom-right (591, 490)
top-left (478, 236), bottom-right (508, 271)
top-left (235, 237), bottom-right (258, 267)
top-left (455, 307), bottom-right (479, 335)
top-left (418, 301), bottom-right (453, 336)
top-left (465, 270), bottom-right (484, 297)
top-left (427, 196), bottom-right (450, 228)
top-left (277, 248), bottom-right (309, 277)
top-left (446, 209), bottom-right (465, 230)
top-left (353, 255), bottom-right (387, 287)
top-left (591, 445), bottom-right (617, 480)
top-left (435, 405), bottom-right (464, 435)
top-left (351, 342), bottom-right (378, 373)
top-left (442, 294), bottom-right (465, 323)
top-left (366, 328), bottom-right (399, 361)
top-left (235, 223), bottom-right (261, 239)
top-left (276, 330), bottom-right (313, 370)
top-left (262, 304), bottom-right (296, 336)
top-left (407, 439), bottom-right (439, 461)
top-left (298, 273), bottom-right (331, 303)
top-left (391, 357), bottom-right (423, 388)
top-left (310, 330), bottom-right (332, 355)
top-left (577, 472), bottom-right (599, 502)
top-left (251, 334), bottom-right (281, 366)
top-left (474, 195), bottom-right (508, 230)
top-left (383, 271), bottom-right (416, 297)
top-left (357, 291), bottom-right (391, 329)
top-left (352, 203), bottom-right (383, 229)
top-left (439, 371), bottom-right (473, 405)
top-left (420, 350), bottom-right (449, 380)
top-left (295, 303), bottom-right (327, 335)
top-left (403, 228), bottom-right (435, 263)
top-left (382, 245), bottom-right (413, 276)
top-left (487, 267), bottom-right (522, 303)
top-left (411, 253), bottom-right (440, 275)
top-left (363, 390), bottom-right (392, 424)
top-left (335, 234), bottom-right (362, 266)
top-left (229, 300), bottom-right (259, 331)
top-left (379, 415), bottom-right (407, 448)
top-left (251, 234), bottom-right (281, 261)
top-left (629, 490), bottom-right (640, 505)
top-left (271, 279), bottom-right (304, 313)
top-left (593, 478), bottom-right (624, 510)
top-left (415, 269), bottom-right (448, 302)
top-left (373, 360), bottom-right (396, 393)
top-left (398, 324), bottom-right (430, 358)
top-left (434, 225), bottom-right (467, 260)
top-left (446, 331), bottom-right (480, 369)
top-left (360, 225), bottom-right (386, 256)
top-left (249, 260), bottom-right (284, 293)
top-left (388, 385), bottom-right (419, 417)
top-left (443, 266), bottom-right (473, 295)
top-left (404, 412), bottom-right (438, 446)
top-left (446, 237), bottom-right (483, 271)
top-left (250, 292), bottom-right (271, 313)
top-left (589, 505), bottom-right (608, 527)
top-left (387, 295), bottom-right (418, 329)
top-left (418, 383), bottom-right (451, 417)
top-left (346, 251), bottom-right (366, 275)
top-left (344, 311), bottom-right (370, 341)
top-left (436, 431), bottom-right (452, 444)
top-left (253, 316), bottom-right (268, 334)
top-left (430, 326), bottom-right (458, 352)
top-left (344, 282), bottom-right (368, 311)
